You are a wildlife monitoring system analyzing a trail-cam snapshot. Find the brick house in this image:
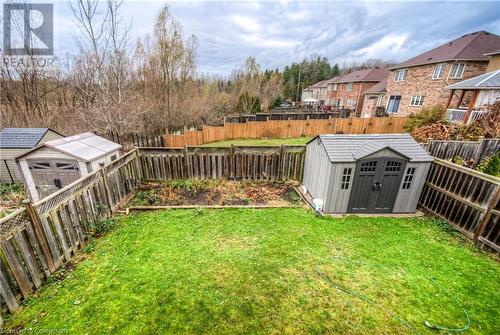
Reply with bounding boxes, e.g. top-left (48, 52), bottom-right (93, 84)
top-left (326, 68), bottom-right (388, 116)
top-left (360, 78), bottom-right (387, 117)
top-left (384, 31), bottom-right (500, 116)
